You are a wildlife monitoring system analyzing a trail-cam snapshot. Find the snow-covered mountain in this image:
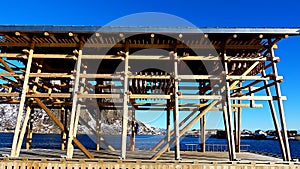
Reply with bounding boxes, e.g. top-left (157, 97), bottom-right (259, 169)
top-left (0, 104), bottom-right (164, 135)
